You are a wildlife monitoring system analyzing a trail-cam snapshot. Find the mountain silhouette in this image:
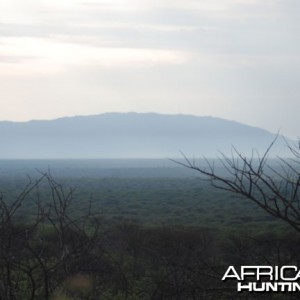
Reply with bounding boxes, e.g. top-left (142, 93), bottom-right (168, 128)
top-left (0, 112), bottom-right (291, 158)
